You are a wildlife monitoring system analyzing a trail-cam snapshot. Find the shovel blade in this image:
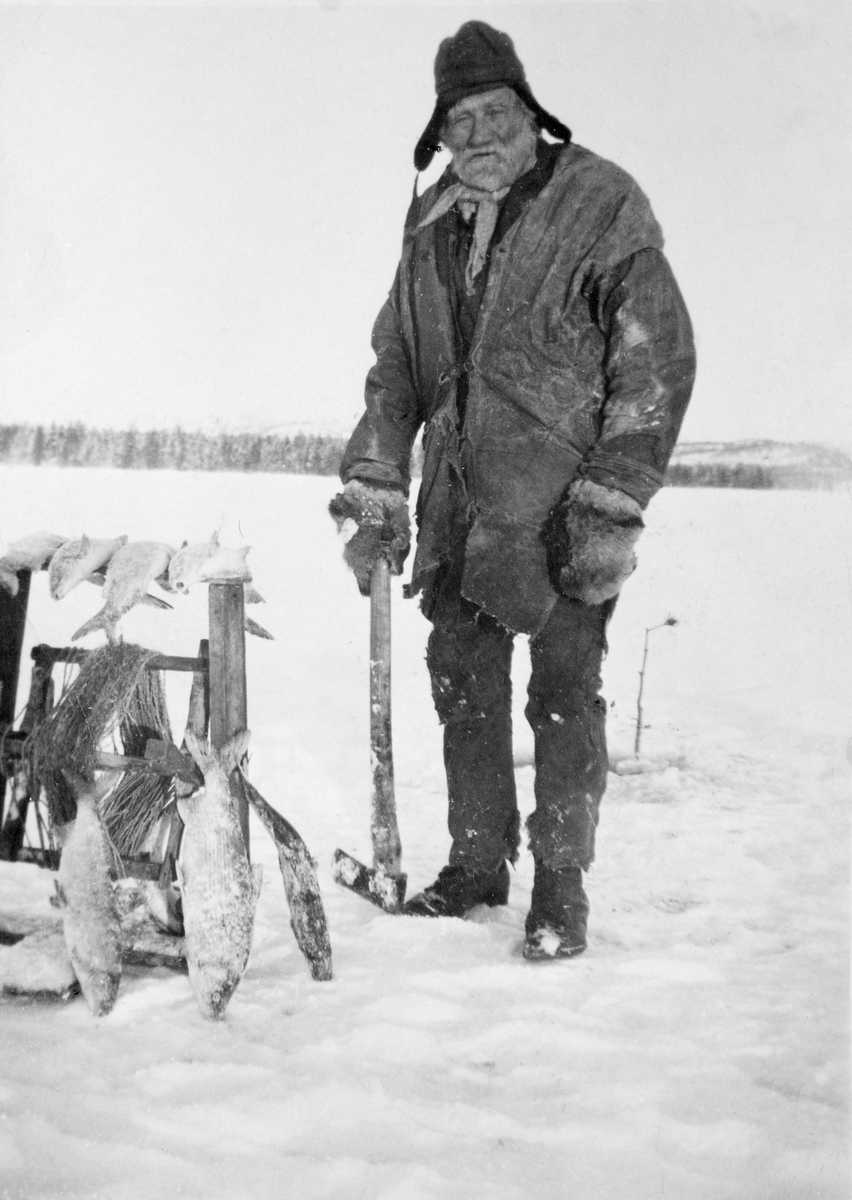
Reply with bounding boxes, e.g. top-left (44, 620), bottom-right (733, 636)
top-left (332, 849), bottom-right (407, 913)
